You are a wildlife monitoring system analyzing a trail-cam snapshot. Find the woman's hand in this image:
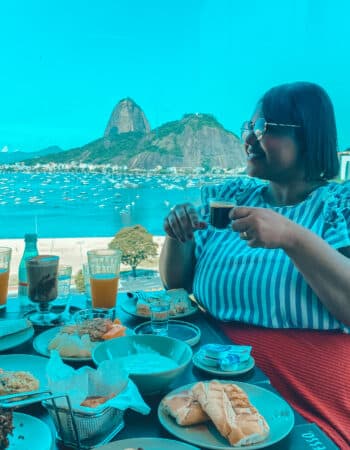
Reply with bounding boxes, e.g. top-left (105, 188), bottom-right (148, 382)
top-left (230, 206), bottom-right (295, 249)
top-left (164, 203), bottom-right (207, 243)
